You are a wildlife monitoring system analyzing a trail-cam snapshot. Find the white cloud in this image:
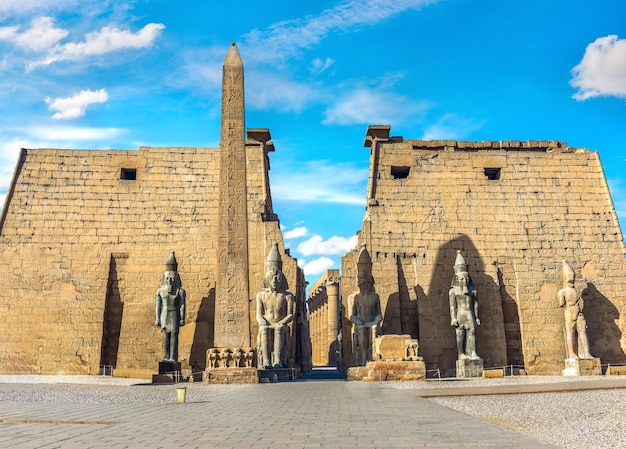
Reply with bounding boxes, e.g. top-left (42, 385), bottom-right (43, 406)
top-left (0, 0), bottom-right (85, 15)
top-left (247, 71), bottom-right (318, 113)
top-left (300, 257), bottom-right (335, 276)
top-left (284, 226), bottom-right (308, 240)
top-left (46, 88), bottom-right (108, 119)
top-left (0, 17), bottom-right (68, 52)
top-left (323, 87), bottom-right (429, 126)
top-left (421, 114), bottom-right (484, 140)
top-left (310, 57), bottom-right (334, 75)
top-left (29, 23), bottom-right (165, 69)
top-left (297, 234), bottom-right (358, 257)
top-left (242, 0), bottom-right (441, 64)
top-left (271, 159), bottom-right (368, 205)
top-left (22, 125), bottom-right (124, 141)
top-left (571, 35), bottom-right (626, 100)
